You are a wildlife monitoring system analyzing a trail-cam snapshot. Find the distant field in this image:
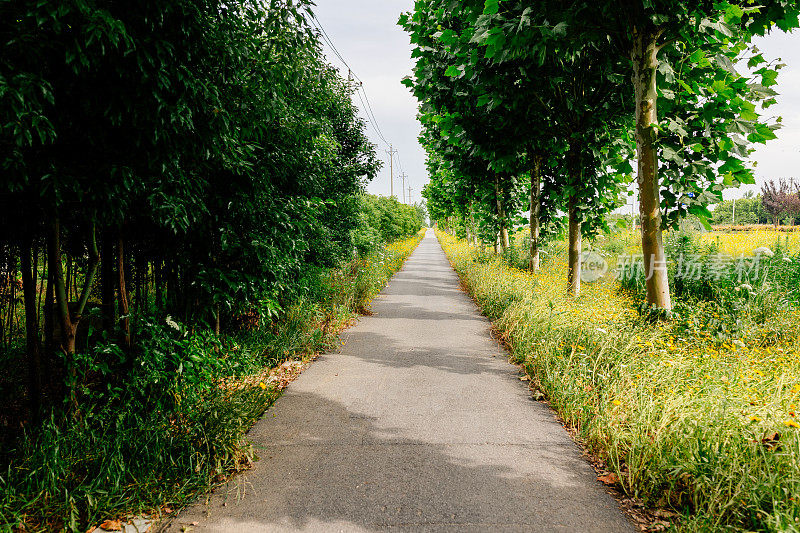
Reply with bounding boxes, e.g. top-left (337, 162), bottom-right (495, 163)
top-left (701, 229), bottom-right (800, 255)
top-left (586, 227), bottom-right (800, 257)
